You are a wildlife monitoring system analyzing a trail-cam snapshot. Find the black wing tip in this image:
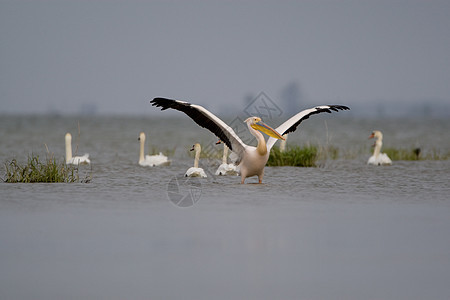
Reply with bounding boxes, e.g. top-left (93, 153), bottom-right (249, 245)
top-left (151, 97), bottom-right (172, 105)
top-left (328, 105), bottom-right (350, 111)
top-left (320, 105), bottom-right (350, 113)
top-left (150, 97), bottom-right (191, 110)
top-left (150, 98), bottom-right (169, 110)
